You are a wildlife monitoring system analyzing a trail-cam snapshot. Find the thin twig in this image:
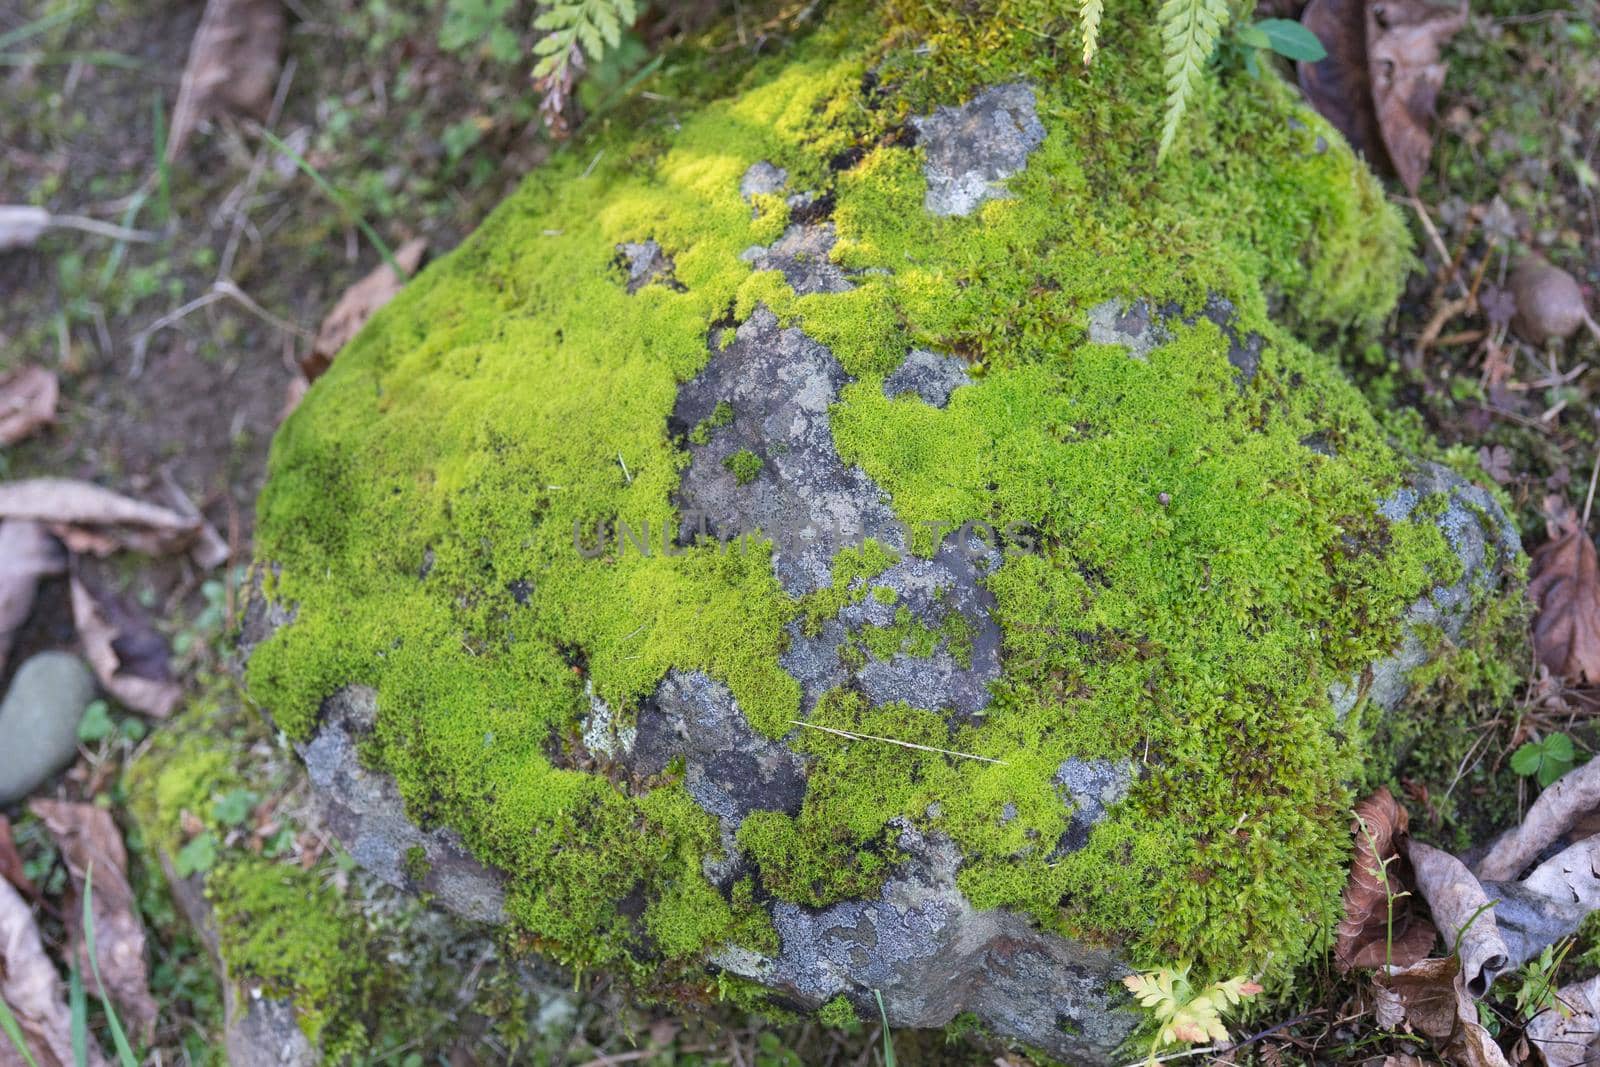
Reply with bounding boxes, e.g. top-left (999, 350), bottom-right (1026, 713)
top-left (787, 720), bottom-right (1006, 764)
top-left (1582, 446), bottom-right (1600, 527)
